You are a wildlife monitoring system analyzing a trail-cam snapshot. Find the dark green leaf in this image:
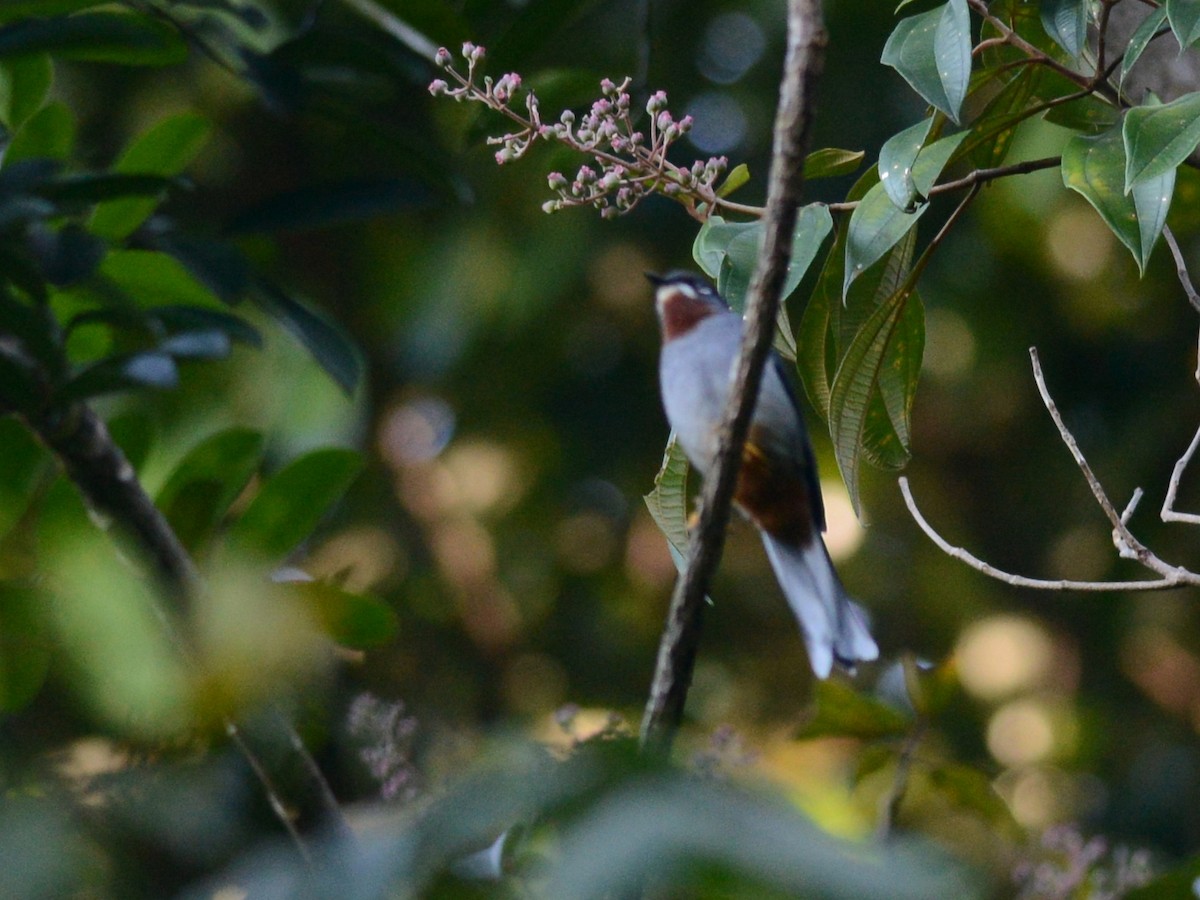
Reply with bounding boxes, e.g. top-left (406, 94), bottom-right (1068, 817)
top-left (803, 148), bottom-right (865, 180)
top-left (90, 112), bottom-right (211, 242)
top-left (38, 172), bottom-right (176, 205)
top-left (0, 583), bottom-right (51, 713)
top-left (1167, 0), bottom-right (1200, 49)
top-left (104, 410), bottom-right (156, 472)
top-left (151, 305), bottom-right (261, 347)
top-left (255, 284), bottom-right (363, 394)
top-left (0, 12), bottom-right (187, 66)
top-left (1123, 91), bottom-right (1200, 191)
top-left (227, 178), bottom-right (432, 234)
top-left (1125, 856), bottom-right (1200, 900)
top-left (876, 290), bottom-right (924, 458)
top-left (28, 223), bottom-right (105, 286)
top-left (693, 205), bottom-right (833, 313)
top-left (0, 418), bottom-right (47, 543)
top-left (157, 427), bottom-right (264, 551)
top-left (1121, 7), bottom-right (1169, 89)
top-left (1040, 0), bottom-right (1089, 57)
top-left (0, 54), bottom-right (52, 130)
top-left (926, 763), bottom-right (1018, 833)
top-left (879, 118), bottom-right (934, 211)
top-left (829, 279), bottom-right (917, 515)
top-left (643, 433), bottom-right (690, 572)
top-left (954, 67), bottom-right (1039, 170)
top-left (226, 447), bottom-right (363, 560)
top-left (1041, 92), bottom-right (1121, 133)
top-left (60, 351), bottom-right (178, 401)
top-left (881, 0), bottom-right (972, 124)
top-left (5, 100), bottom-right (73, 162)
top-left (0, 2), bottom-right (110, 22)
top-left (796, 678), bottom-right (911, 740)
top-left (152, 234), bottom-right (251, 305)
top-left (159, 329), bottom-right (231, 360)
top-left (295, 580), bottom-right (398, 649)
top-left (1063, 124), bottom-right (1174, 273)
top-left (843, 132), bottom-right (965, 297)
